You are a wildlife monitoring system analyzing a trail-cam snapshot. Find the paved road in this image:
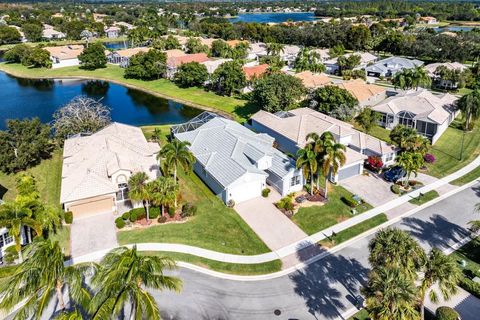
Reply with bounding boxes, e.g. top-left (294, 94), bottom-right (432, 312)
top-left (154, 184), bottom-right (480, 320)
